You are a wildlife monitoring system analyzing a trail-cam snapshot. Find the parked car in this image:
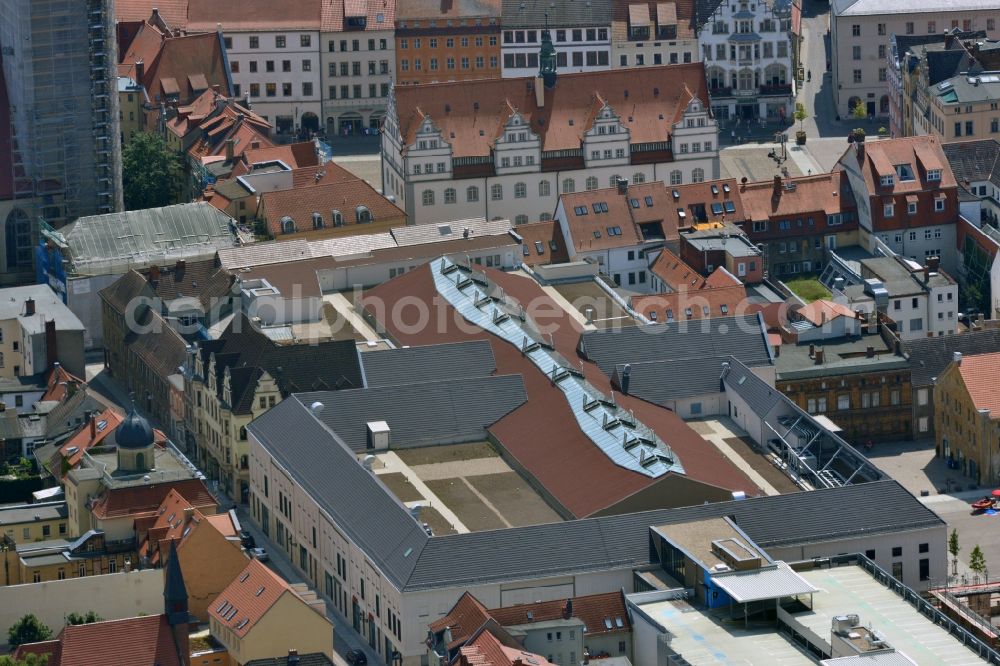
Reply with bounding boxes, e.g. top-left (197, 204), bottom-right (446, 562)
top-left (345, 650), bottom-right (368, 666)
top-left (249, 547), bottom-right (268, 562)
top-left (239, 531), bottom-right (256, 549)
